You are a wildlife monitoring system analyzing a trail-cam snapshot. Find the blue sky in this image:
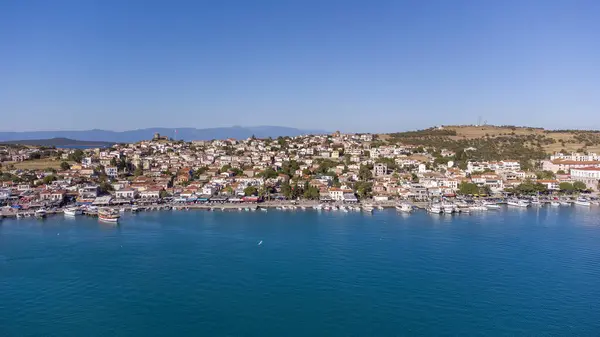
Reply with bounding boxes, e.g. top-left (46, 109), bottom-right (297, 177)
top-left (1, 0), bottom-right (599, 132)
